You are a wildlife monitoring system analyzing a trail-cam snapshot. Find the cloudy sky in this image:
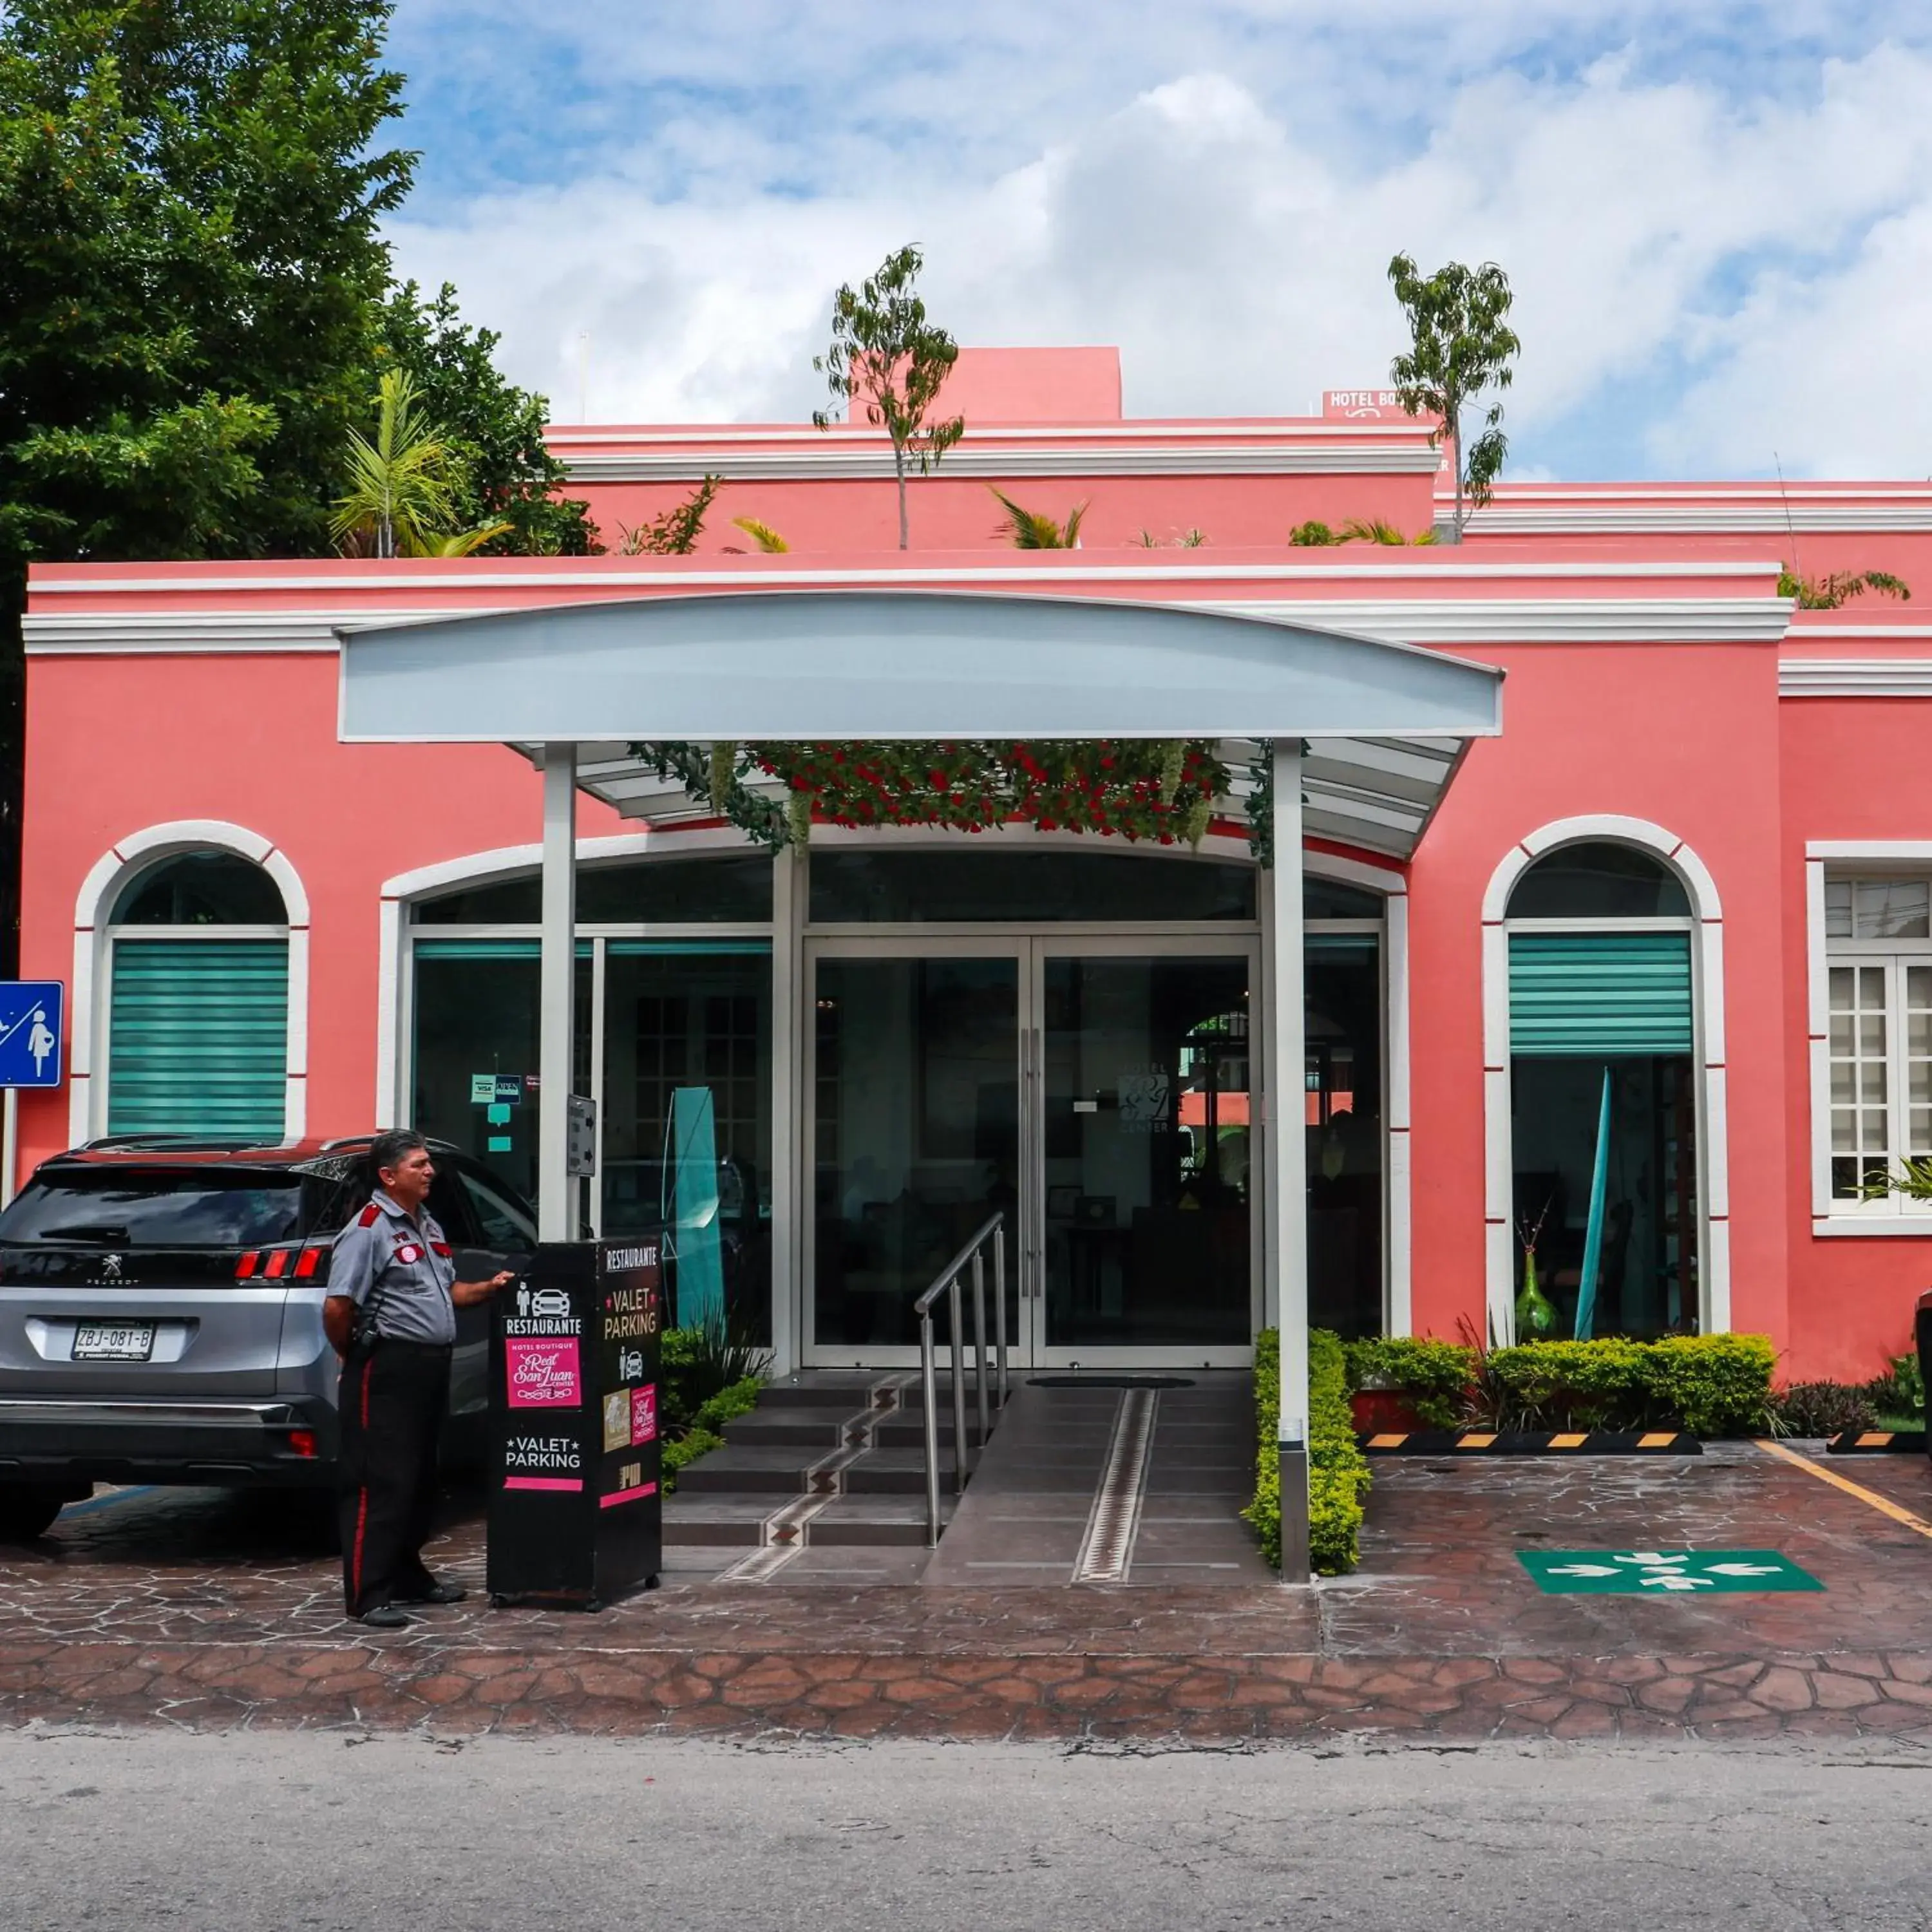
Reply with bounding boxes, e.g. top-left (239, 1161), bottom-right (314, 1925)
top-left (383, 2), bottom-right (1932, 480)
